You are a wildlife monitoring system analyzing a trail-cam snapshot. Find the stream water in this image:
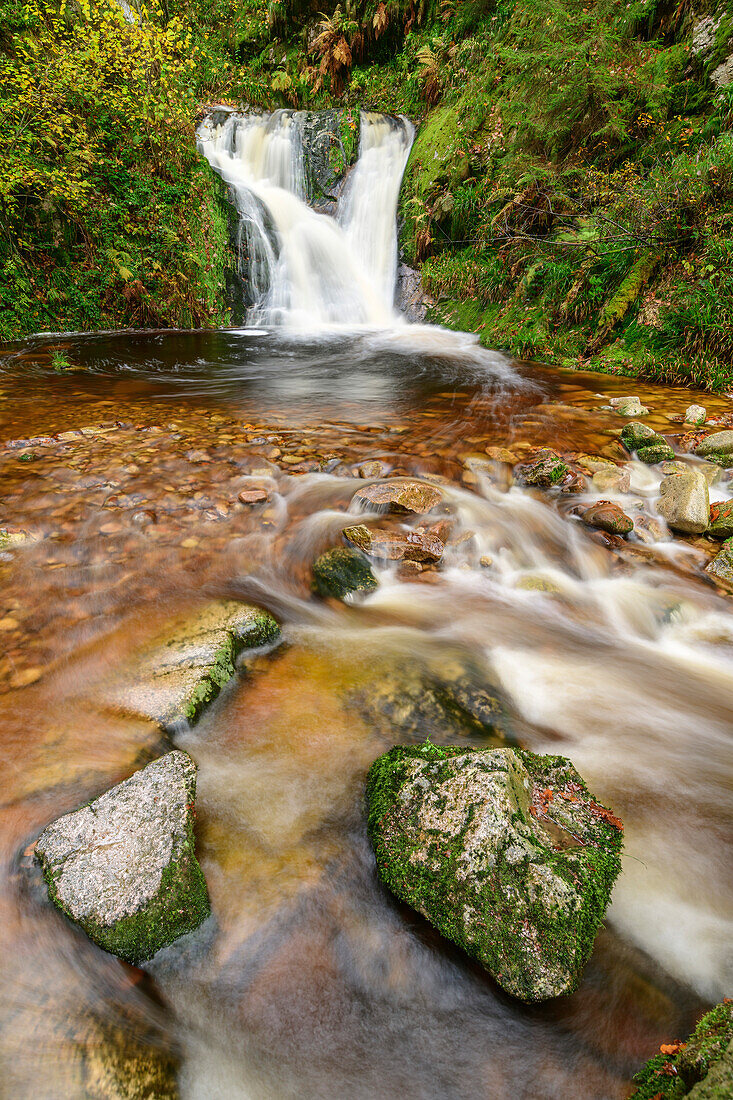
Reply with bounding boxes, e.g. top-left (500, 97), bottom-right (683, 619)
top-left (0, 111), bottom-right (731, 1099)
